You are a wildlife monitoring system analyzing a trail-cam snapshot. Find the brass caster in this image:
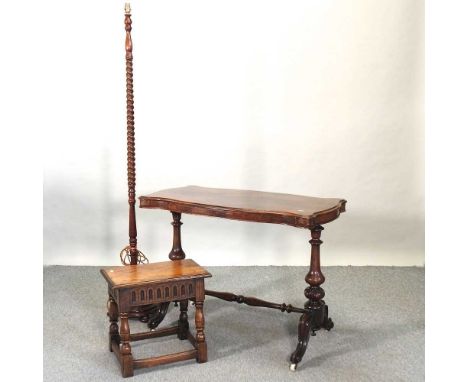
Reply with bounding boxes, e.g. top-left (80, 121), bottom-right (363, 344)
top-left (289, 363), bottom-right (297, 372)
